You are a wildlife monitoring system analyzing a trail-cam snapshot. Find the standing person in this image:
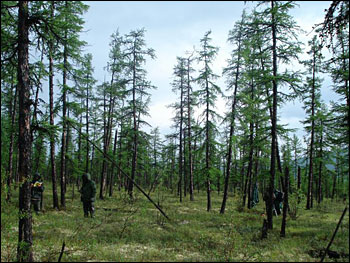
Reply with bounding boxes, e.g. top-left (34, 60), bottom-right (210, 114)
top-left (79, 173), bottom-right (96, 218)
top-left (31, 172), bottom-right (44, 214)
